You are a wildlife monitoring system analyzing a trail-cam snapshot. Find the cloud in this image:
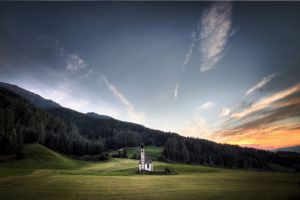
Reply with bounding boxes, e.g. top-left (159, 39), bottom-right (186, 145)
top-left (210, 124), bottom-right (300, 150)
top-left (65, 53), bottom-right (88, 71)
top-left (197, 101), bottom-right (215, 110)
top-left (101, 75), bottom-right (144, 123)
top-left (199, 1), bottom-right (233, 72)
top-left (182, 43), bottom-right (195, 70)
top-left (245, 73), bottom-right (276, 96)
top-left (34, 34), bottom-right (89, 73)
top-left (234, 98), bottom-right (300, 130)
top-left (232, 83), bottom-right (300, 119)
top-left (219, 107), bottom-right (231, 117)
top-left (181, 115), bottom-right (212, 138)
top-left (174, 84), bottom-right (179, 99)
top-left (210, 83), bottom-right (300, 149)
top-left (182, 31), bottom-right (197, 70)
top-left (37, 35), bottom-right (89, 73)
